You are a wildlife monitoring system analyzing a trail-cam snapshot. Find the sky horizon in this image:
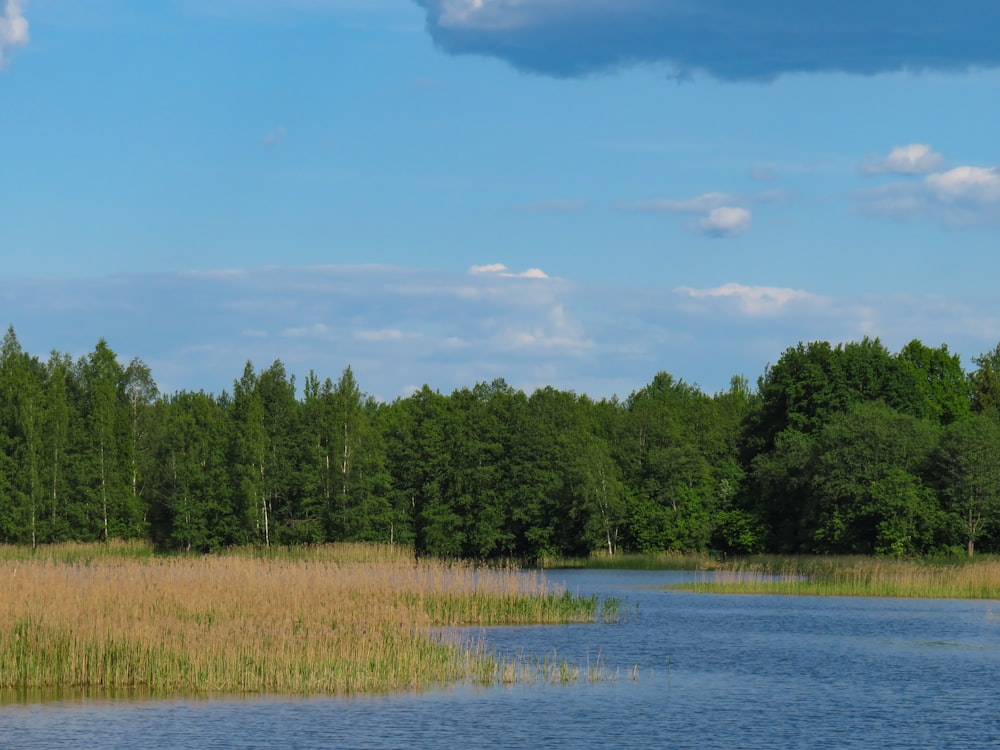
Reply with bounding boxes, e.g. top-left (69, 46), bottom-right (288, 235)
top-left (3, 1), bottom-right (999, 401)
